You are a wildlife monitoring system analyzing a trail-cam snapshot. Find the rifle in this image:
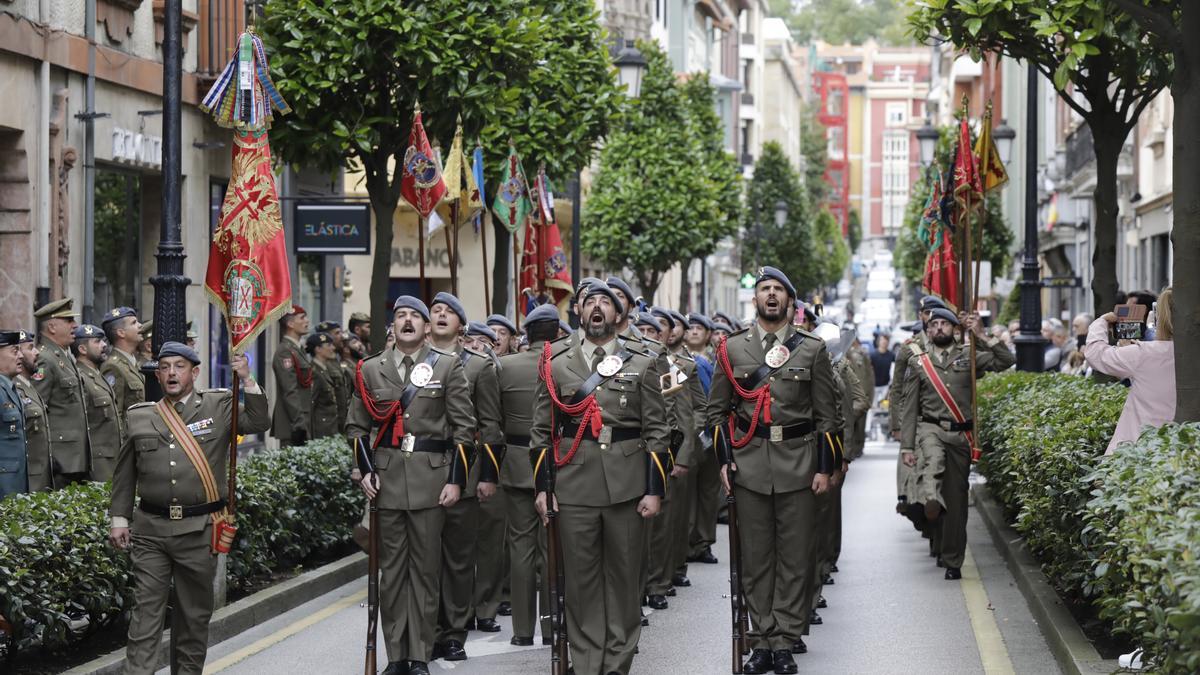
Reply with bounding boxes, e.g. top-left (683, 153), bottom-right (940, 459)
top-left (726, 460), bottom-right (749, 673)
top-left (356, 438), bottom-right (380, 675)
top-left (545, 452), bottom-right (569, 675)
